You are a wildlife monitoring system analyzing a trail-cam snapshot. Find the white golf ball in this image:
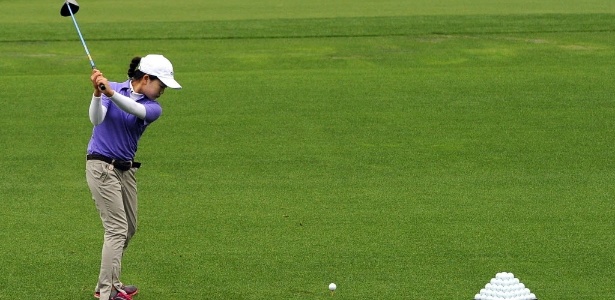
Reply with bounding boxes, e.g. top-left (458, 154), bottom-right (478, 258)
top-left (329, 283), bottom-right (337, 291)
